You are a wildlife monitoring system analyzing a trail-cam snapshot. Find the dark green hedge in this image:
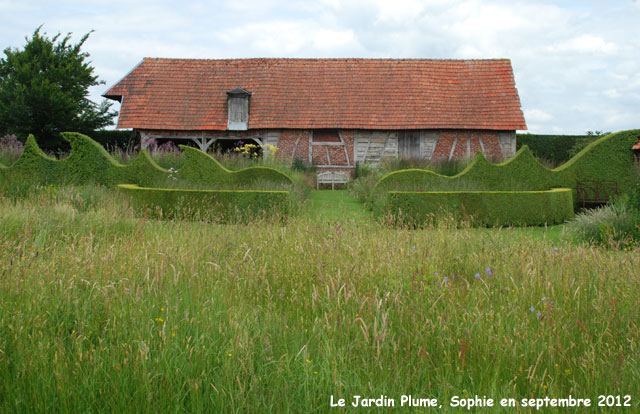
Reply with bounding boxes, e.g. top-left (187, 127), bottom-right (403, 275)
top-left (90, 130), bottom-right (135, 150)
top-left (516, 134), bottom-right (587, 164)
top-left (4, 132), bottom-right (167, 187)
top-left (389, 188), bottom-right (574, 227)
top-left (178, 145), bottom-right (292, 187)
top-left (1, 133), bottom-right (292, 190)
top-left (376, 130), bottom-right (639, 206)
top-left (117, 184), bottom-right (289, 222)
